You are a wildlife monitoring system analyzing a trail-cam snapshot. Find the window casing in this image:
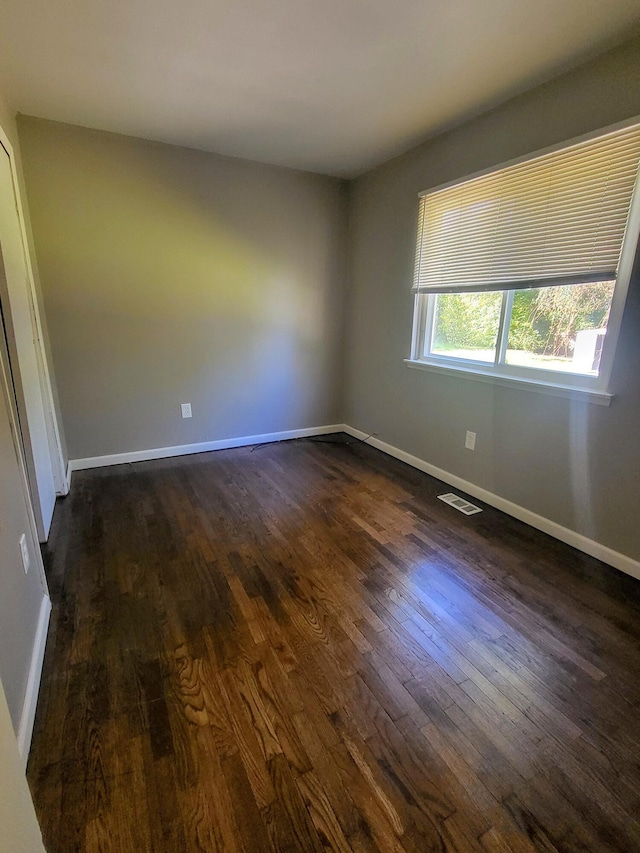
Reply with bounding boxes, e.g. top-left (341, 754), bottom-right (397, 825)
top-left (409, 120), bottom-right (640, 400)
